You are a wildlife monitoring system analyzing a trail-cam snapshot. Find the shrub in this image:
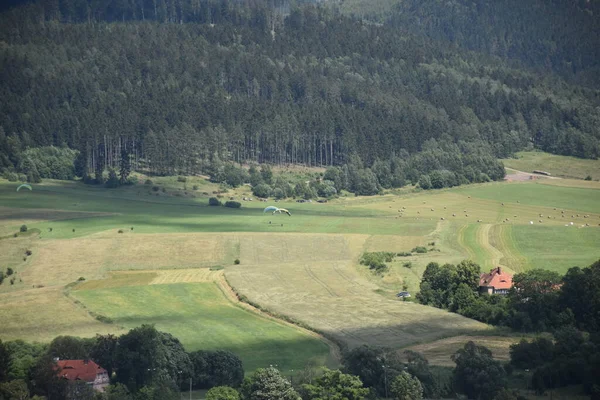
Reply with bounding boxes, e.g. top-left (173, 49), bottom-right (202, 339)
top-left (152, 186), bottom-right (160, 192)
top-left (0, 271), bottom-right (4, 285)
top-left (585, 175), bottom-right (592, 181)
top-left (25, 250), bottom-right (32, 256)
top-left (209, 197), bottom-right (221, 206)
top-left (6, 267), bottom-right (14, 276)
top-left (145, 179), bottom-right (153, 185)
top-left (360, 252), bottom-right (396, 274)
top-left (177, 176), bottom-right (187, 182)
top-left (234, 259), bottom-right (240, 265)
top-left (403, 262), bottom-right (413, 268)
top-left (206, 386), bottom-right (240, 400)
top-left (397, 252), bottom-right (412, 257)
top-left (193, 185), bottom-right (199, 190)
top-left (20, 225), bottom-right (27, 232)
top-left (224, 201), bottom-right (241, 208)
top-left (6, 172), bottom-right (18, 182)
top-left (118, 229), bottom-right (124, 233)
top-left (78, 277), bottom-right (86, 281)
top-left (411, 246), bottom-right (428, 254)
top-left (10, 278), bottom-right (15, 285)
top-left (105, 168), bottom-right (119, 188)
top-left (95, 314), bottom-right (113, 324)
top-left (252, 183), bottom-right (272, 198)
top-left (272, 187), bottom-right (285, 199)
